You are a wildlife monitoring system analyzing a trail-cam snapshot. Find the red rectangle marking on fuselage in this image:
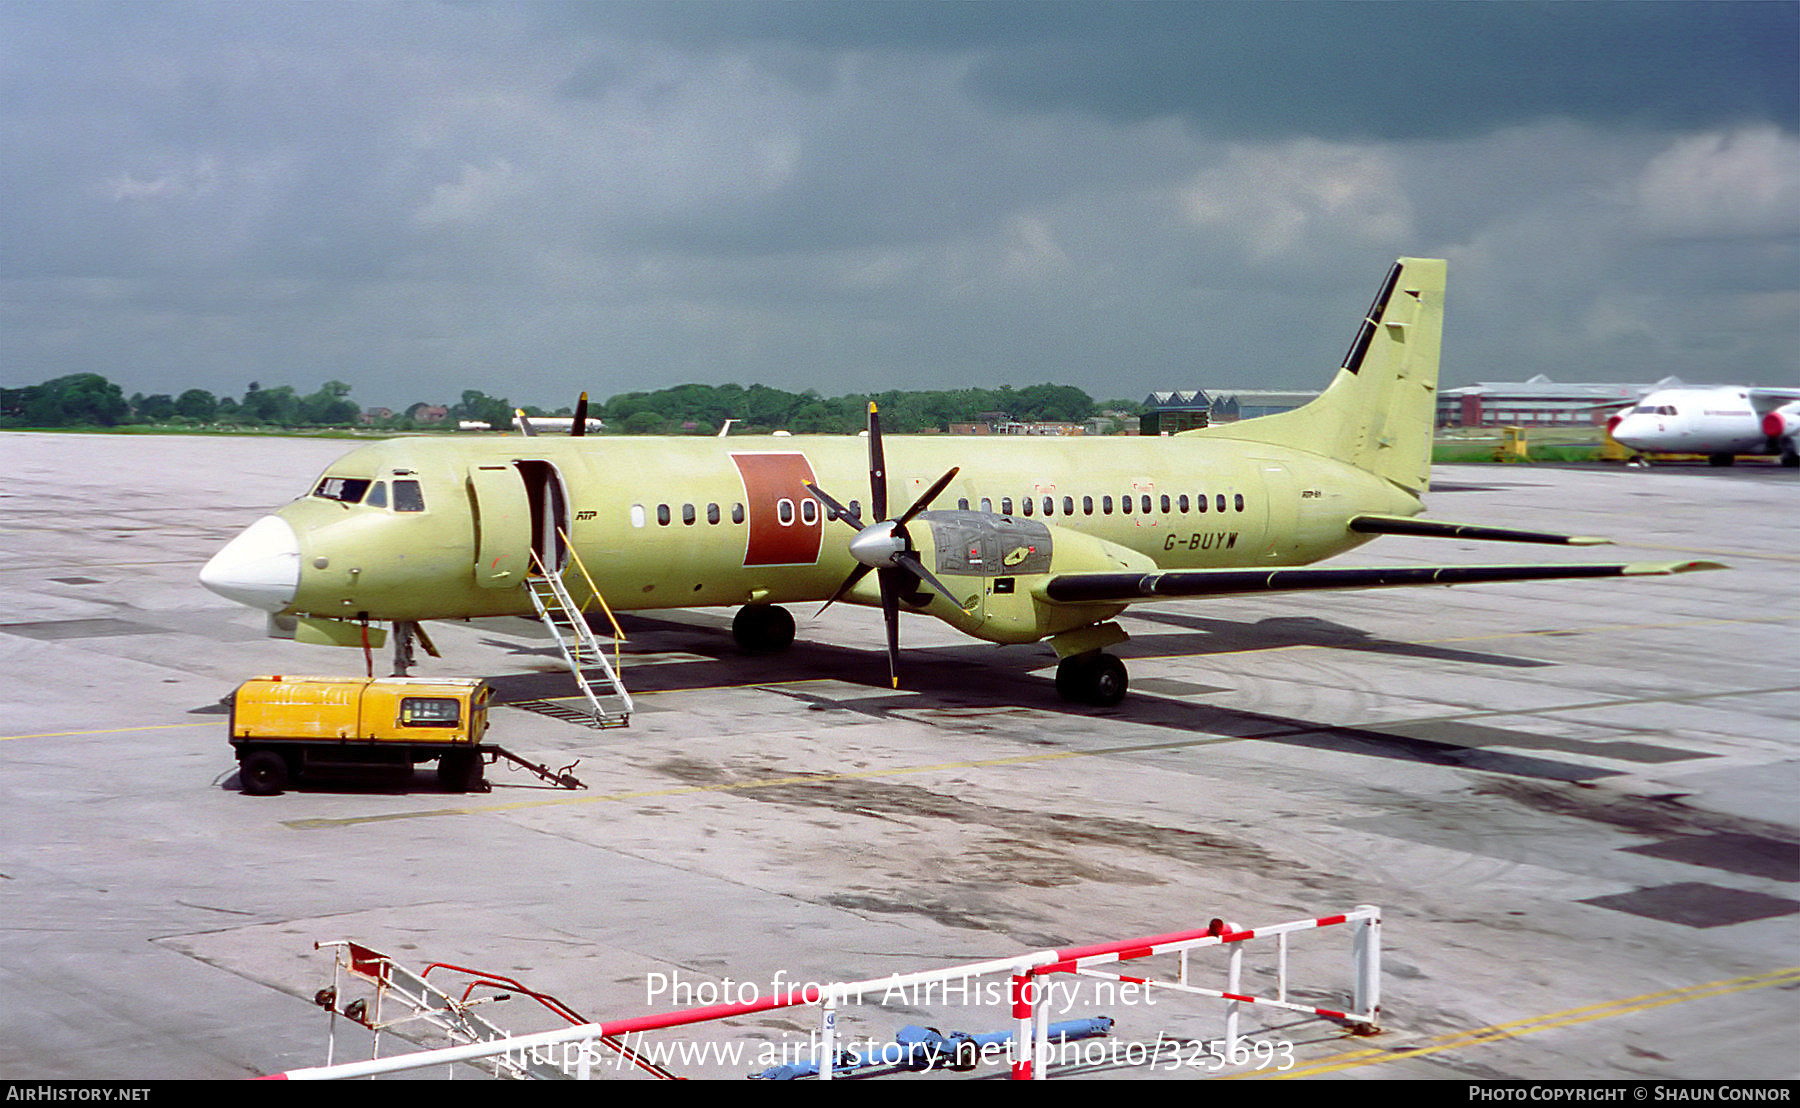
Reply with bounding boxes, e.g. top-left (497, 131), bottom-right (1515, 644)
top-left (731, 452), bottom-right (823, 567)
